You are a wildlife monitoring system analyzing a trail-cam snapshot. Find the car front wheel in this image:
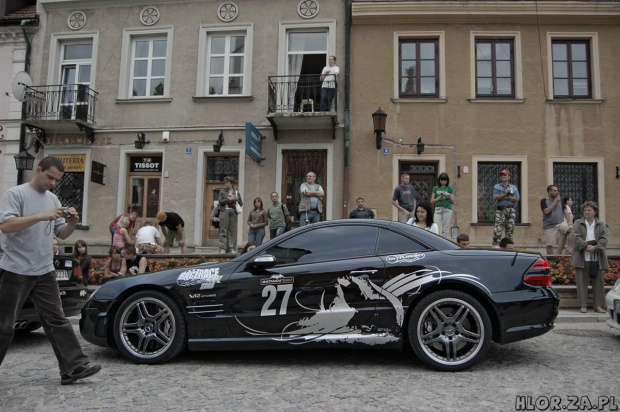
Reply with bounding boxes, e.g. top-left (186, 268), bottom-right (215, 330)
top-left (113, 290), bottom-right (186, 364)
top-left (408, 290), bottom-right (491, 372)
